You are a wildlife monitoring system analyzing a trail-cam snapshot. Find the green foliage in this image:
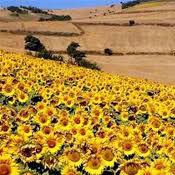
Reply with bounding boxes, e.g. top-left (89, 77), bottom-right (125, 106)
top-left (7, 6), bottom-right (28, 14)
top-left (20, 6), bottom-right (48, 14)
top-left (67, 42), bottom-right (100, 70)
top-left (104, 48), bottom-right (113, 56)
top-left (25, 35), bottom-right (45, 52)
top-left (25, 35), bottom-right (64, 61)
top-left (129, 20), bottom-right (135, 26)
top-left (67, 42), bottom-right (85, 63)
top-left (121, 0), bottom-right (151, 9)
top-left (36, 50), bottom-right (64, 61)
top-left (78, 59), bottom-right (100, 70)
top-left (39, 14), bottom-right (72, 21)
